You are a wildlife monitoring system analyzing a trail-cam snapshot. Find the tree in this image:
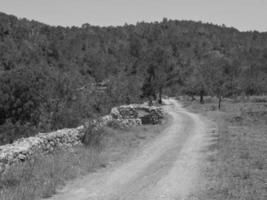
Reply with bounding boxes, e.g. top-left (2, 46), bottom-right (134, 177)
top-left (141, 64), bottom-right (156, 105)
top-left (0, 66), bottom-right (48, 126)
top-left (201, 56), bottom-right (232, 109)
top-left (185, 72), bottom-right (206, 103)
top-left (142, 45), bottom-right (175, 104)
